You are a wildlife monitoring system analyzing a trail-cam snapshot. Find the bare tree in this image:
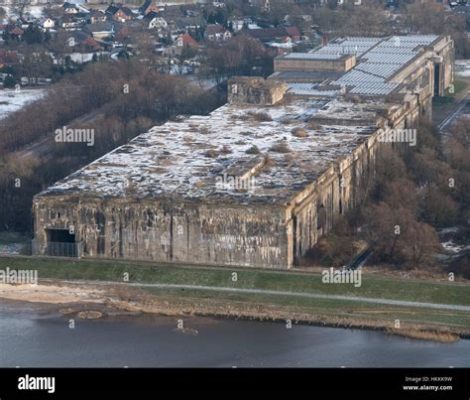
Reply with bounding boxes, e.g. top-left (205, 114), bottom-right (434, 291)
top-left (12, 0), bottom-right (29, 19)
